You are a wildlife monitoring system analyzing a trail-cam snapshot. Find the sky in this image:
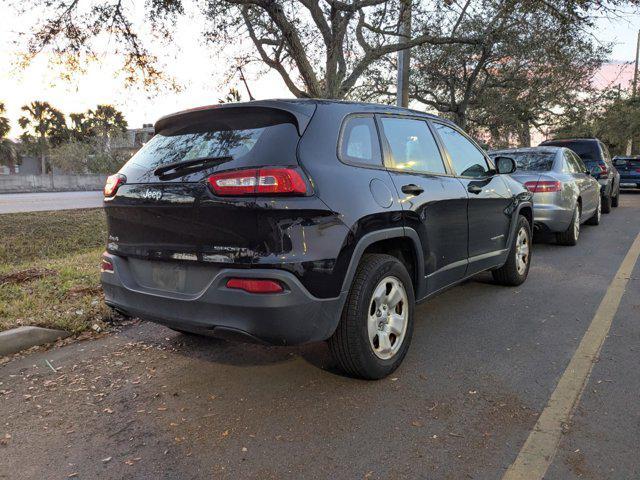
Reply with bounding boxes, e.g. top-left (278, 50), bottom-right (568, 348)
top-left (1, 5), bottom-right (638, 138)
